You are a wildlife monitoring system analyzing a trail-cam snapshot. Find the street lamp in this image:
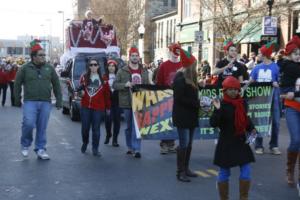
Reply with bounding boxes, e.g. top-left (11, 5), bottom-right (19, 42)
top-left (138, 24), bottom-right (145, 62)
top-left (58, 11), bottom-right (65, 51)
top-left (266, 0), bottom-right (274, 16)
